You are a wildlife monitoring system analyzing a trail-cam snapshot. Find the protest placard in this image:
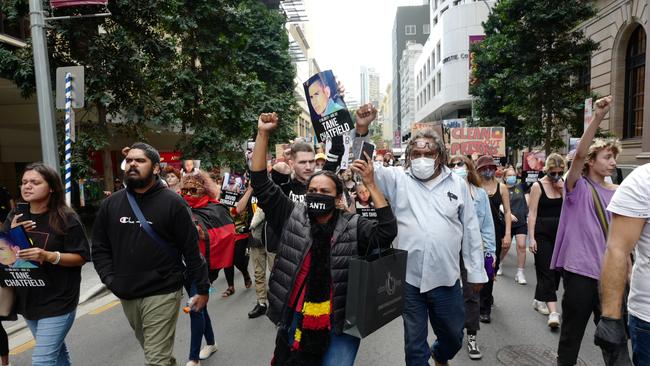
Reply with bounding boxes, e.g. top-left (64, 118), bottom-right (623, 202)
top-left (449, 127), bottom-right (506, 157)
top-left (303, 70), bottom-right (354, 143)
top-left (523, 151), bottom-right (546, 183)
top-left (0, 228), bottom-right (46, 287)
